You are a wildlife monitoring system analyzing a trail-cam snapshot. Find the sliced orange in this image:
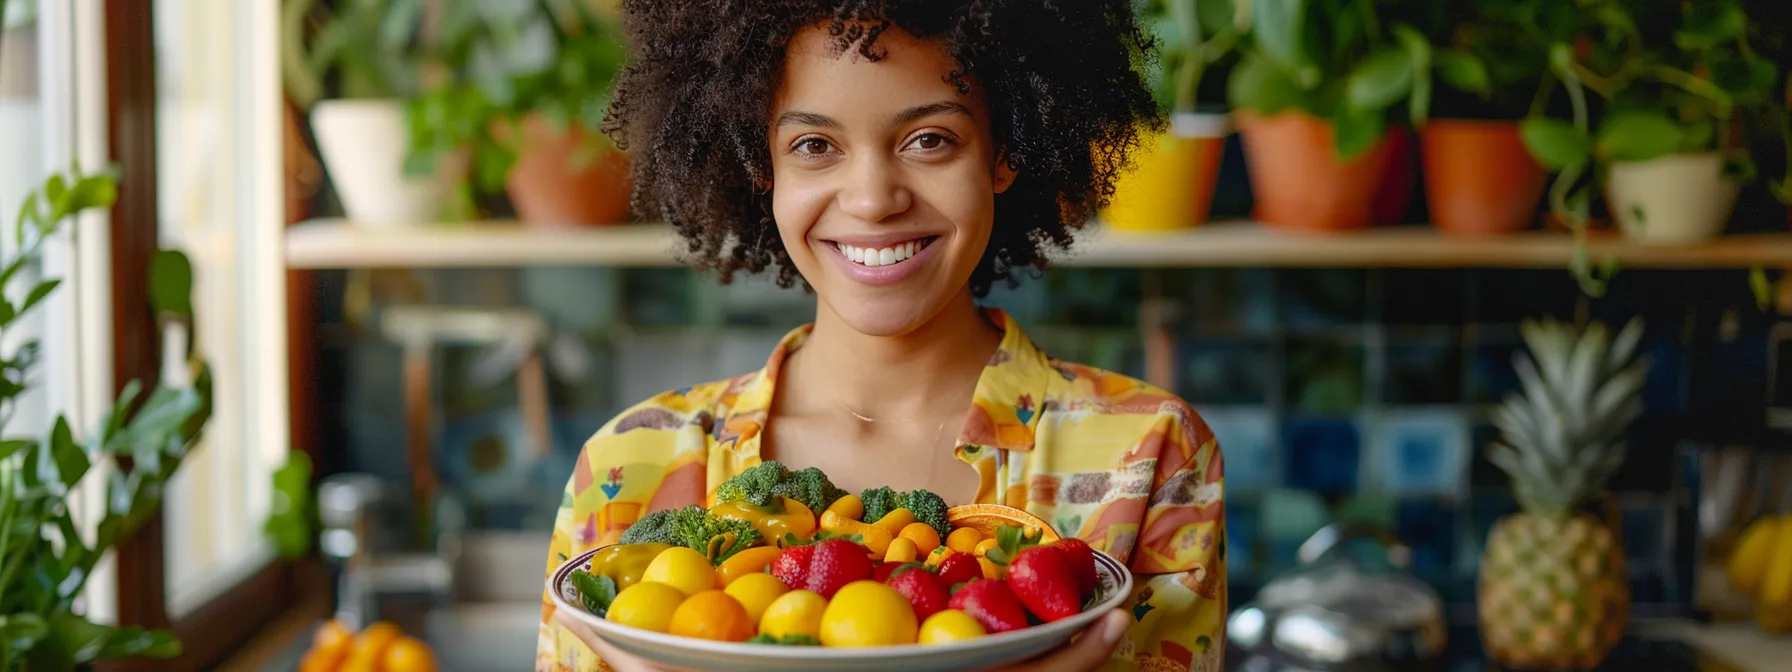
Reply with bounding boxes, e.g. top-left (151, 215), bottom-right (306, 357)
top-left (945, 505), bottom-right (1060, 543)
